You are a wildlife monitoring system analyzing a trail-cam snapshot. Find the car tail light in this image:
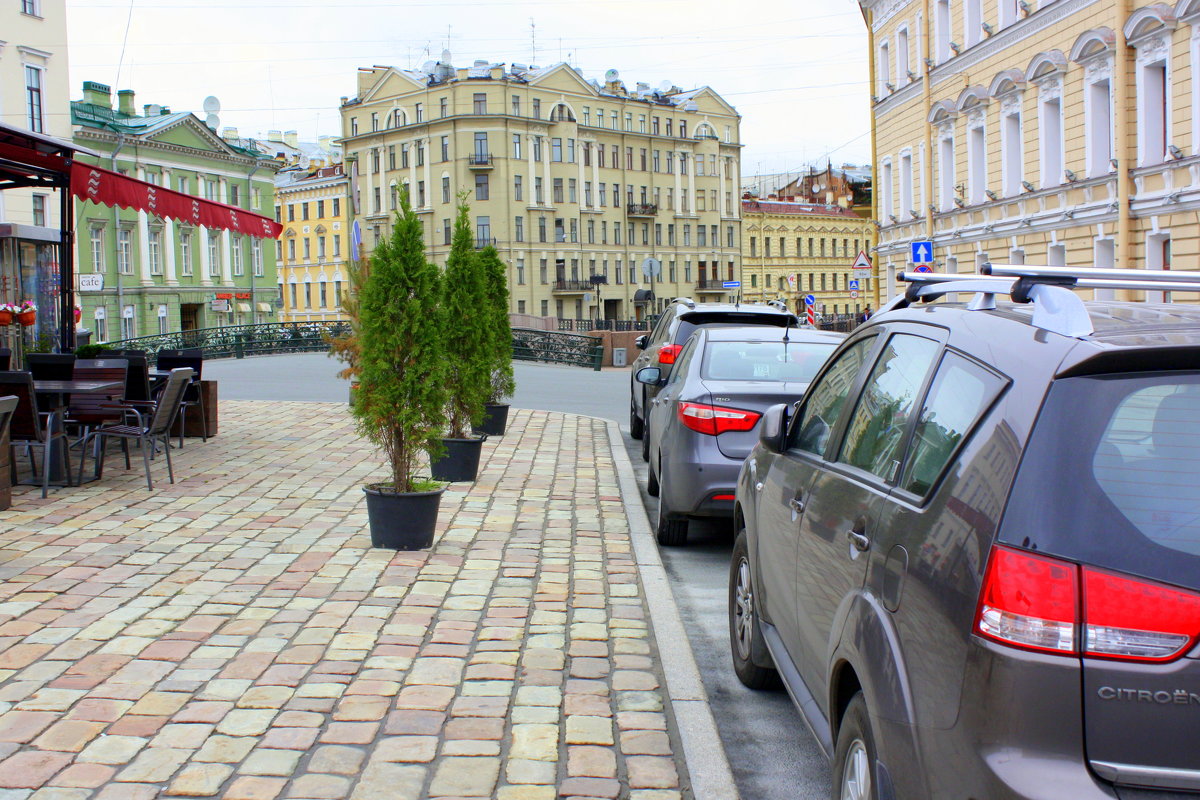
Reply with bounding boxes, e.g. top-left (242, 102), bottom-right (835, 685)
top-left (658, 344), bottom-right (683, 365)
top-left (976, 546), bottom-right (1078, 655)
top-left (975, 546), bottom-right (1200, 662)
top-left (677, 402), bottom-right (761, 436)
top-left (1083, 569), bottom-right (1200, 661)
